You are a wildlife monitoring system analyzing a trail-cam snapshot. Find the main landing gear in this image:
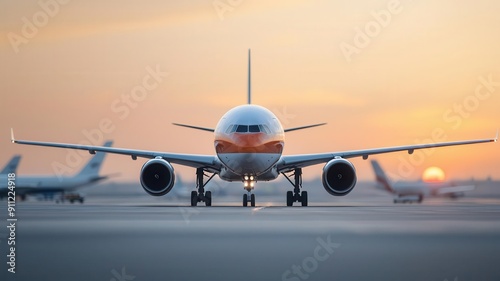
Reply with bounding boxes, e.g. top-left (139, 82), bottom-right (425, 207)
top-left (242, 175), bottom-right (256, 207)
top-left (191, 168), bottom-right (215, 206)
top-left (282, 168), bottom-right (308, 207)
